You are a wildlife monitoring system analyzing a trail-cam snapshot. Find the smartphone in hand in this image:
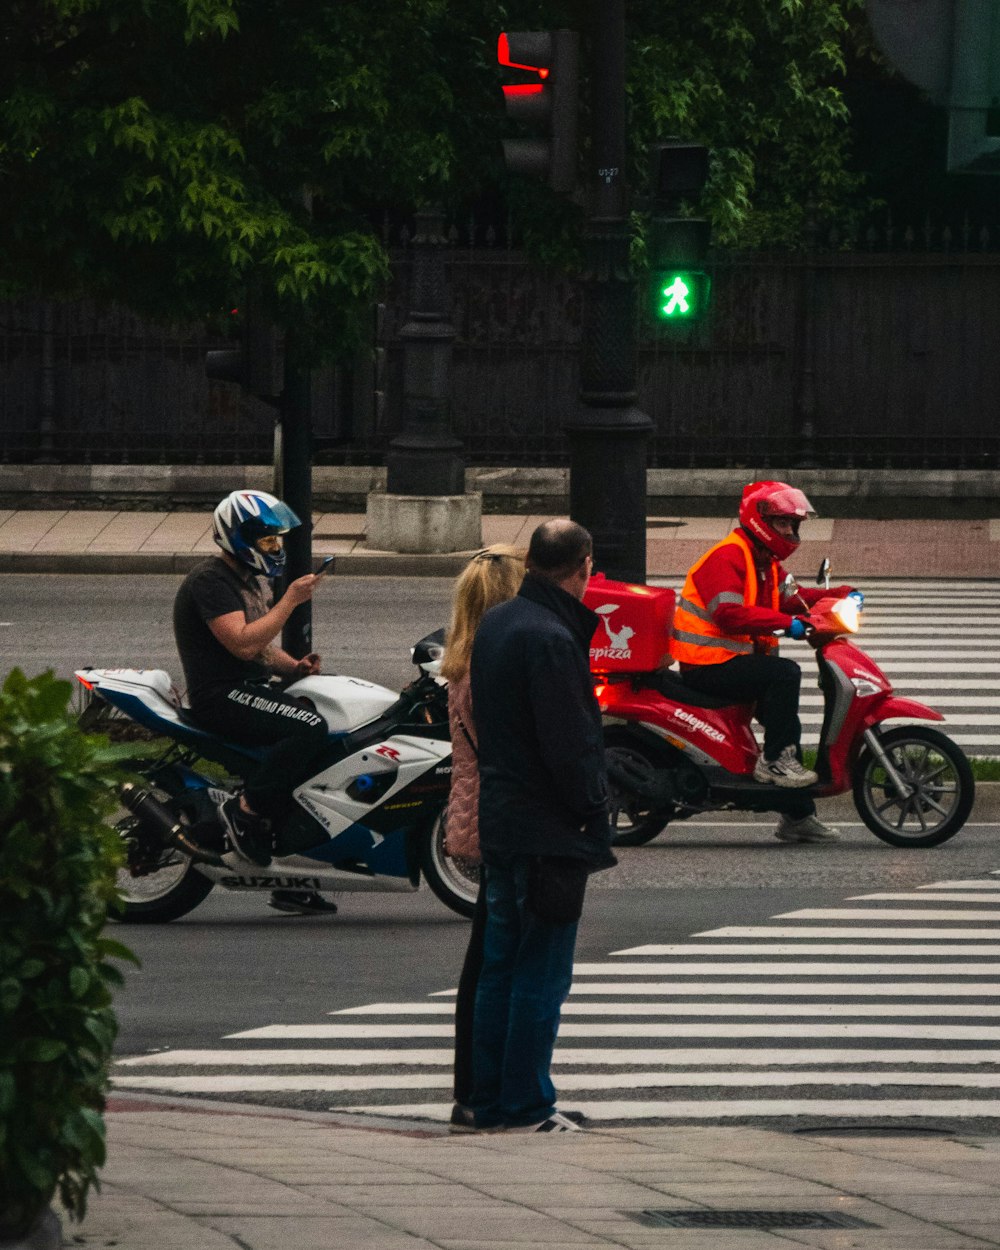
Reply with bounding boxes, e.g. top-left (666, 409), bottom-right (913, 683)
top-left (315, 555), bottom-right (335, 577)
